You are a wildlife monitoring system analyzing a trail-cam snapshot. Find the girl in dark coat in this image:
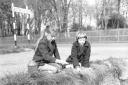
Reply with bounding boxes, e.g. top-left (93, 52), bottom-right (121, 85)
top-left (28, 25), bottom-right (68, 73)
top-left (66, 31), bottom-right (91, 69)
